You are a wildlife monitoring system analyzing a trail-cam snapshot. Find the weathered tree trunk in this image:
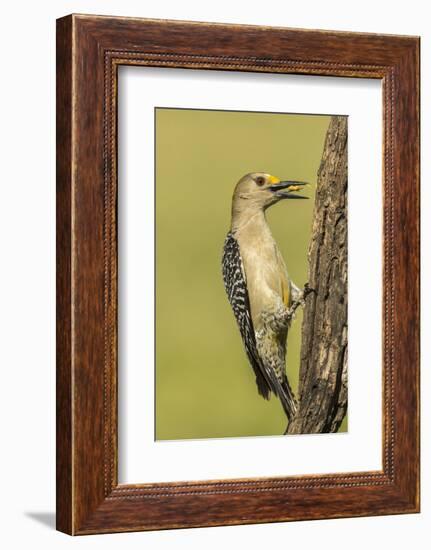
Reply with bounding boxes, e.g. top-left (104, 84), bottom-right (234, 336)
top-left (288, 116), bottom-right (348, 434)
